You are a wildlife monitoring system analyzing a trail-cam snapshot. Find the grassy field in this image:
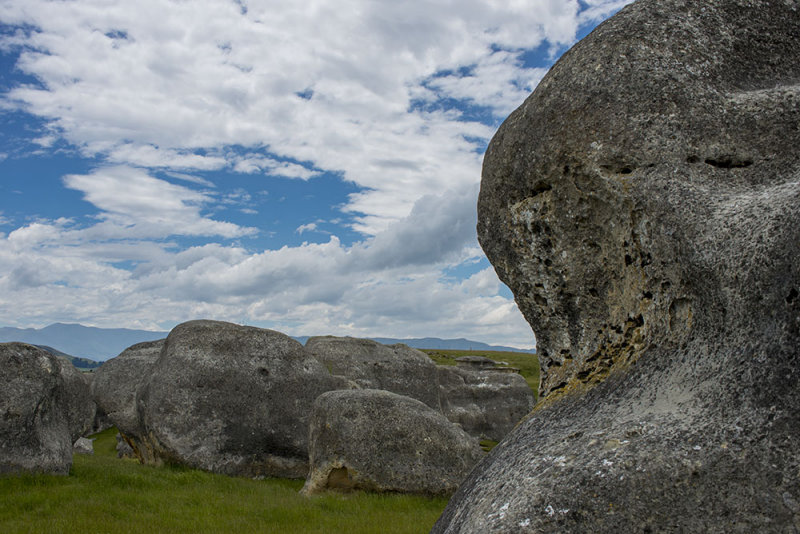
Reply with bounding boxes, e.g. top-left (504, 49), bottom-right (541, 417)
top-left (0, 428), bottom-right (448, 534)
top-left (421, 348), bottom-right (540, 401)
